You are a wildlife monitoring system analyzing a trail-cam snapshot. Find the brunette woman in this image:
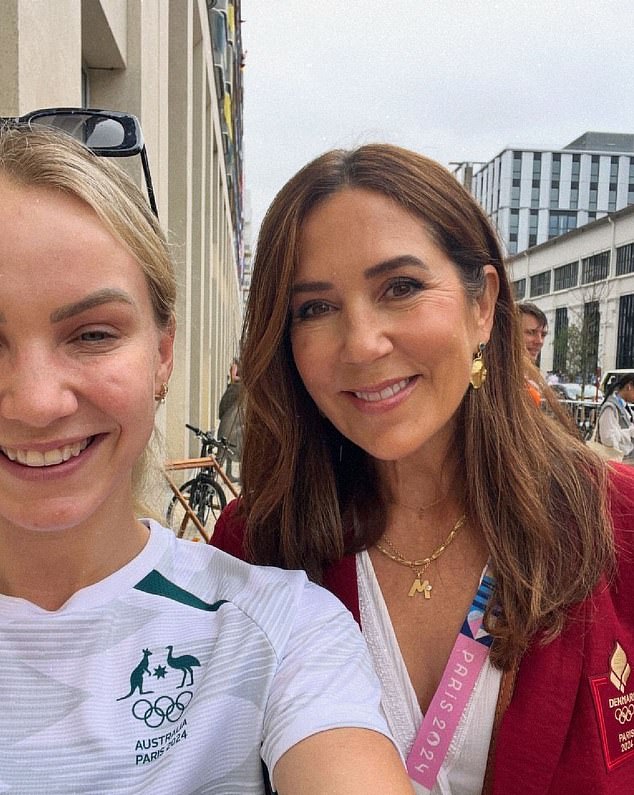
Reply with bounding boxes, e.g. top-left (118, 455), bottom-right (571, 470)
top-left (213, 144), bottom-right (634, 794)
